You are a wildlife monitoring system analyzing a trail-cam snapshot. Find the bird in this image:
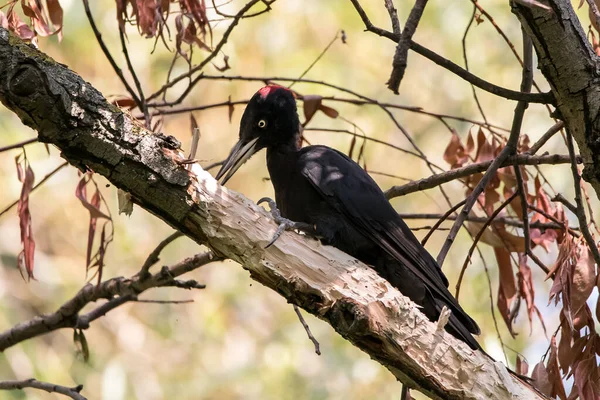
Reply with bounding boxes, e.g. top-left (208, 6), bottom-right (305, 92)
top-left (215, 85), bottom-right (481, 350)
